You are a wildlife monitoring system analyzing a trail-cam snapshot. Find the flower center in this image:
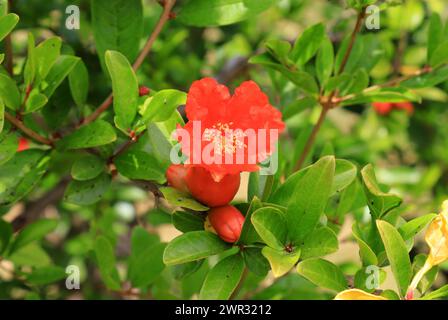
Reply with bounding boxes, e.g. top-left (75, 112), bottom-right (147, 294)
top-left (203, 122), bottom-right (247, 155)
